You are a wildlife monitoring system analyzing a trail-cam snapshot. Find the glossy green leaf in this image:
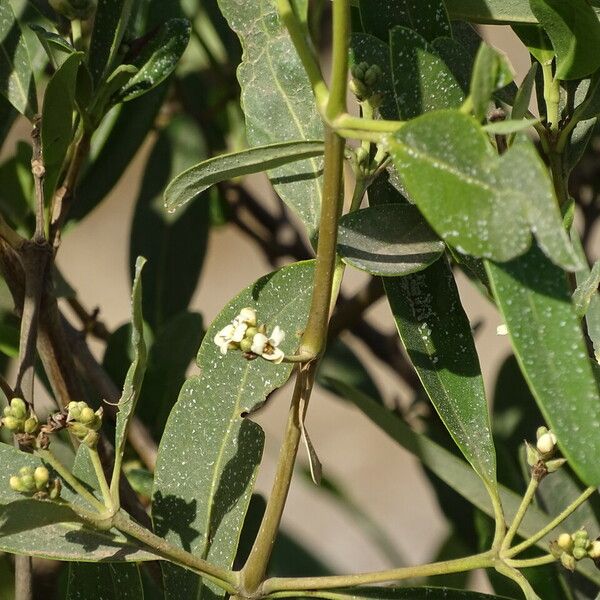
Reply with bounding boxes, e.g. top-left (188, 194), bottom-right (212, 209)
top-left (113, 257), bottom-right (147, 481)
top-left (445, 0), bottom-right (538, 23)
top-left (357, 0), bottom-right (450, 42)
top-left (0, 443), bottom-right (156, 562)
top-left (90, 64), bottom-right (138, 120)
top-left (29, 24), bottom-right (75, 68)
top-left (74, 85), bottom-right (166, 222)
top-left (315, 588), bottom-right (511, 599)
top-left (485, 245), bottom-right (600, 485)
top-left (469, 44), bottom-right (514, 121)
top-left (88, 0), bottom-right (135, 85)
top-left (41, 52), bottom-right (82, 202)
top-left (130, 116), bottom-right (209, 329)
top-left (529, 0), bottom-right (600, 80)
top-left (66, 563), bottom-right (144, 600)
top-left (114, 18), bottom-right (191, 103)
top-left (390, 28), bottom-right (465, 120)
top-left (165, 140), bottom-right (325, 213)
top-left (328, 380), bottom-right (600, 587)
top-left (217, 0), bottom-right (323, 244)
top-left (384, 257), bottom-right (497, 485)
top-left (511, 62), bottom-right (538, 121)
top-left (153, 261), bottom-right (315, 598)
top-left (337, 204), bottom-right (444, 277)
top-left (0, 0), bottom-right (37, 118)
top-left (387, 110), bottom-right (580, 270)
top-left (137, 311), bottom-right (204, 439)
